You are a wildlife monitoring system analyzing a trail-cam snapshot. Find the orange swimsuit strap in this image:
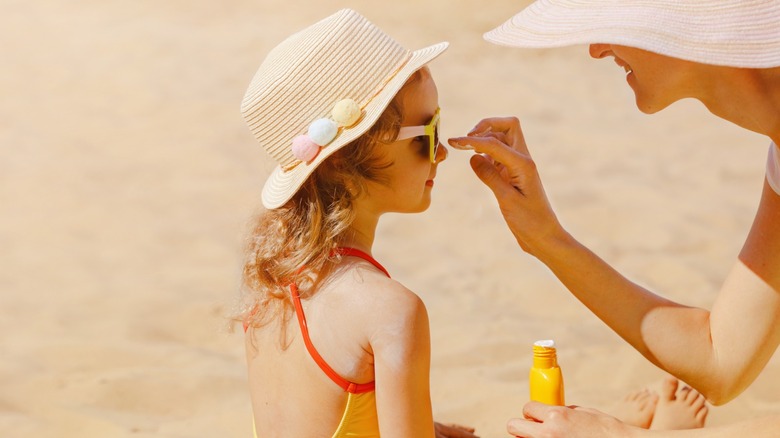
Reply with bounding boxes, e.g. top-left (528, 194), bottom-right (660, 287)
top-left (290, 247), bottom-right (390, 393)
